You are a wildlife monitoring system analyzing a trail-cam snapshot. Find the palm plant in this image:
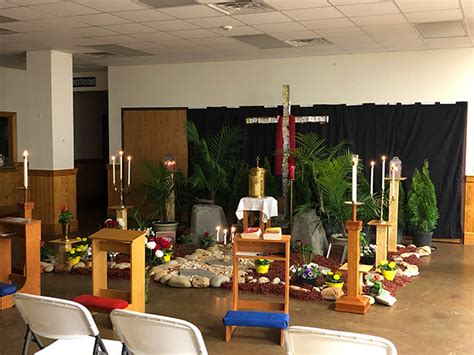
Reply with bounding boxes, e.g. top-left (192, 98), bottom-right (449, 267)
top-left (187, 121), bottom-right (245, 203)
